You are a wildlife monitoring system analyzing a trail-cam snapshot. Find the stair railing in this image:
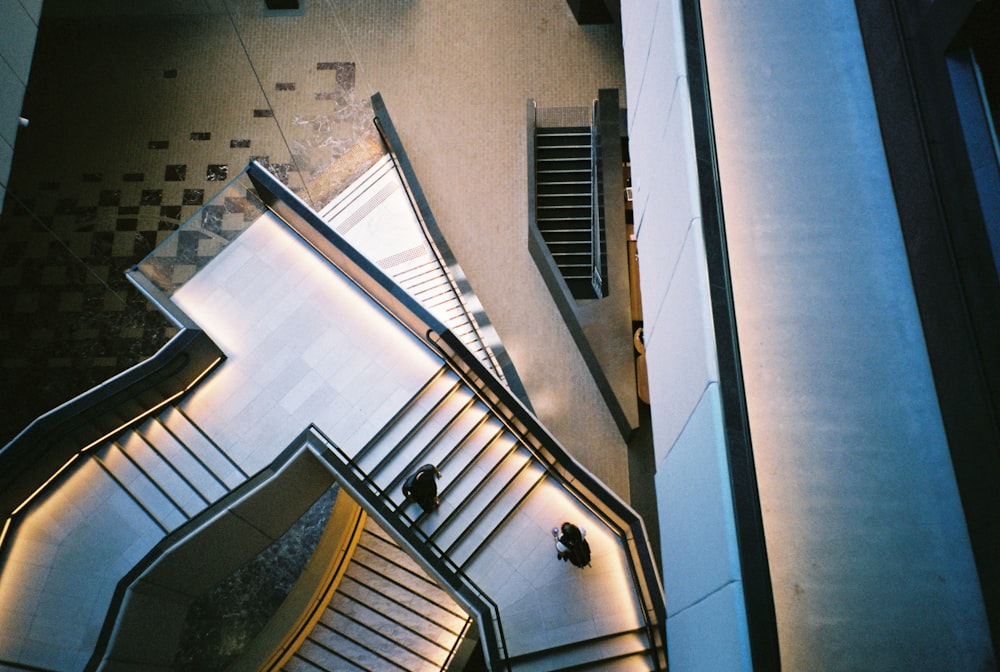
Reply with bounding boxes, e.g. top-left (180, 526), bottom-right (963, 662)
top-left (0, 276), bottom-right (224, 570)
top-left (590, 97), bottom-right (607, 299)
top-left (427, 328), bottom-right (668, 670)
top-left (371, 101), bottom-right (507, 387)
top-left (306, 424), bottom-right (513, 672)
top-left (246, 149), bottom-right (666, 669)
